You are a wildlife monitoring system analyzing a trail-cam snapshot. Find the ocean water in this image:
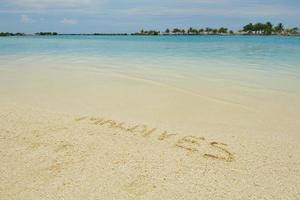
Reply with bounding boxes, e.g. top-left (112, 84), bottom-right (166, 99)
top-left (0, 35), bottom-right (299, 70)
top-left (0, 35), bottom-right (300, 133)
top-left (1, 35), bottom-right (300, 88)
top-left (1, 35), bottom-right (300, 200)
